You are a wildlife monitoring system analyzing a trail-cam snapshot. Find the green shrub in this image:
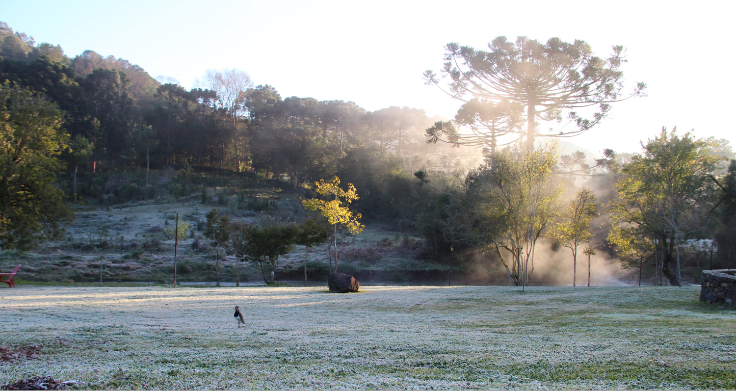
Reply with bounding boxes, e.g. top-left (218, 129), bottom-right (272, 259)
top-left (123, 250), bottom-right (144, 260)
top-left (242, 197), bottom-right (275, 212)
top-left (112, 183), bottom-right (146, 203)
top-left (217, 189), bottom-right (229, 205)
top-left (143, 236), bottom-right (164, 251)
